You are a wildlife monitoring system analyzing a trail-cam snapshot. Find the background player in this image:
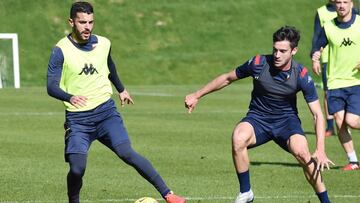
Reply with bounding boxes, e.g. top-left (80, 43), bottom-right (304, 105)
top-left (312, 0), bottom-right (360, 171)
top-left (311, 0), bottom-right (337, 137)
